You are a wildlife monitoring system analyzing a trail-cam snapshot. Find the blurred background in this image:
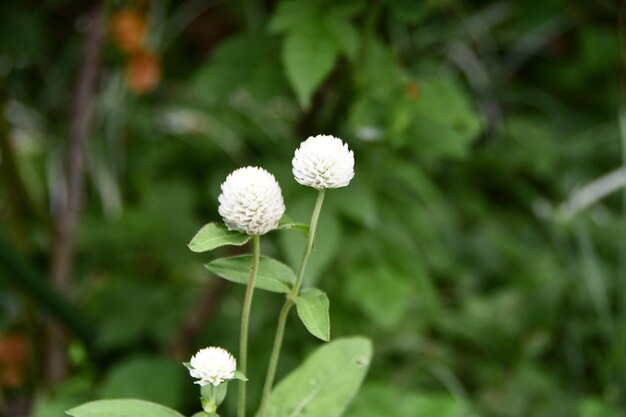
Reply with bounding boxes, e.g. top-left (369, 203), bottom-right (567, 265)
top-left (0, 0), bottom-right (624, 416)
